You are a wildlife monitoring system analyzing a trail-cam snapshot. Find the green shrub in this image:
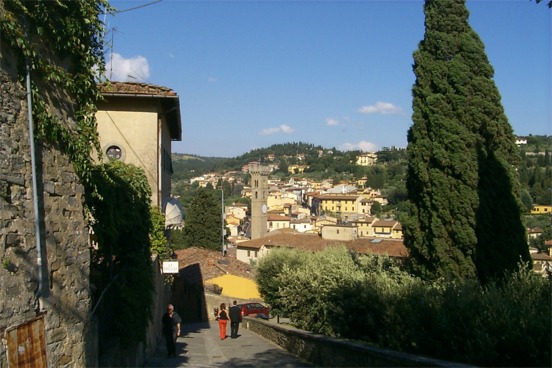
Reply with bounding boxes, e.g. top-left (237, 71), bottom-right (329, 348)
top-left (277, 246), bottom-right (365, 336)
top-left (256, 247), bottom-right (308, 316)
top-left (258, 247), bottom-right (551, 366)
